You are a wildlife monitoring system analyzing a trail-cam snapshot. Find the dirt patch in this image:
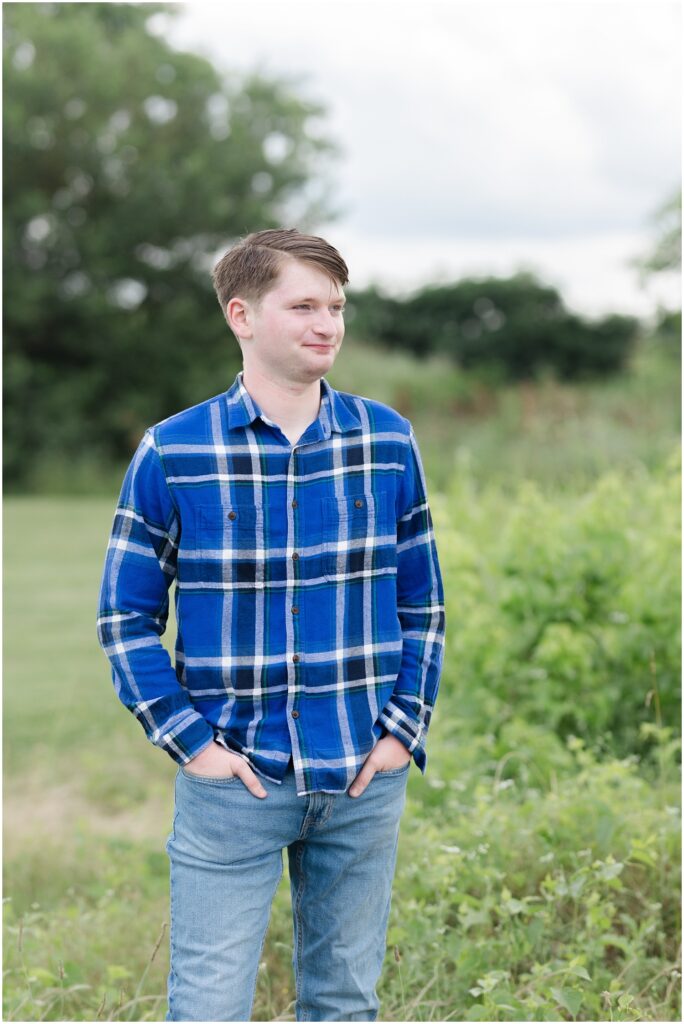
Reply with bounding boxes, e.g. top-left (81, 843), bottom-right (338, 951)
top-left (4, 776), bottom-right (172, 859)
